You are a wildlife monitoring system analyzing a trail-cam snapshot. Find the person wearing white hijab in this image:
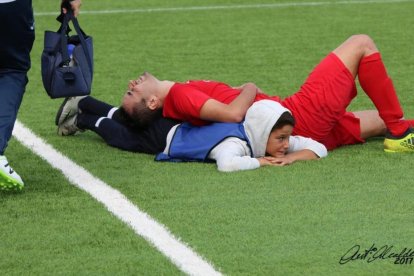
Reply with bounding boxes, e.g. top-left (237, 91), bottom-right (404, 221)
top-left (157, 100), bottom-right (327, 172)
